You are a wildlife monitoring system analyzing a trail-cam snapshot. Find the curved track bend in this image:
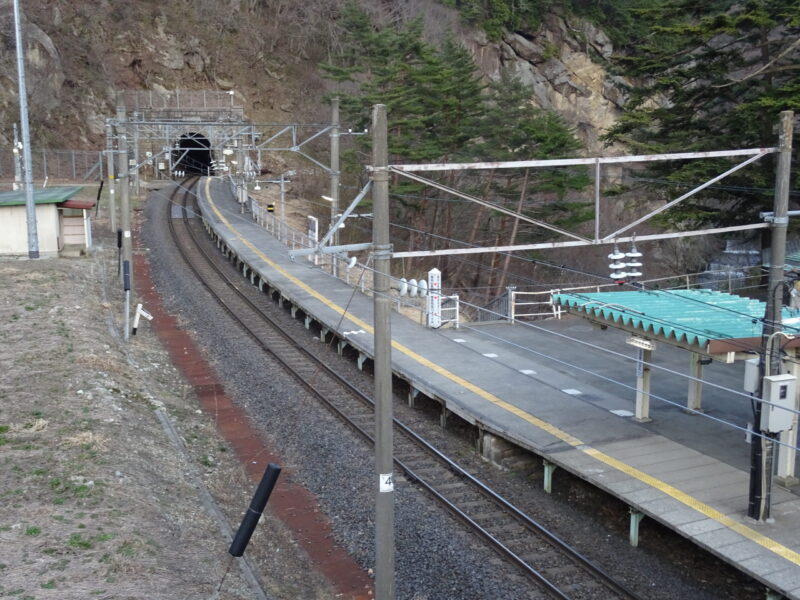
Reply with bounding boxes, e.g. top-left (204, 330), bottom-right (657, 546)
top-left (167, 177), bottom-right (644, 600)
